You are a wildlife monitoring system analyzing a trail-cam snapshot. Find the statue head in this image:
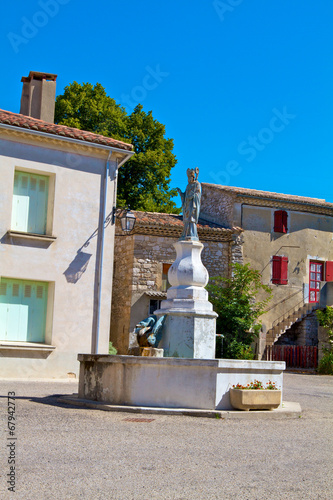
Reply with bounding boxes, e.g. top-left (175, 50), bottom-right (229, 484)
top-left (187, 167), bottom-right (199, 183)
